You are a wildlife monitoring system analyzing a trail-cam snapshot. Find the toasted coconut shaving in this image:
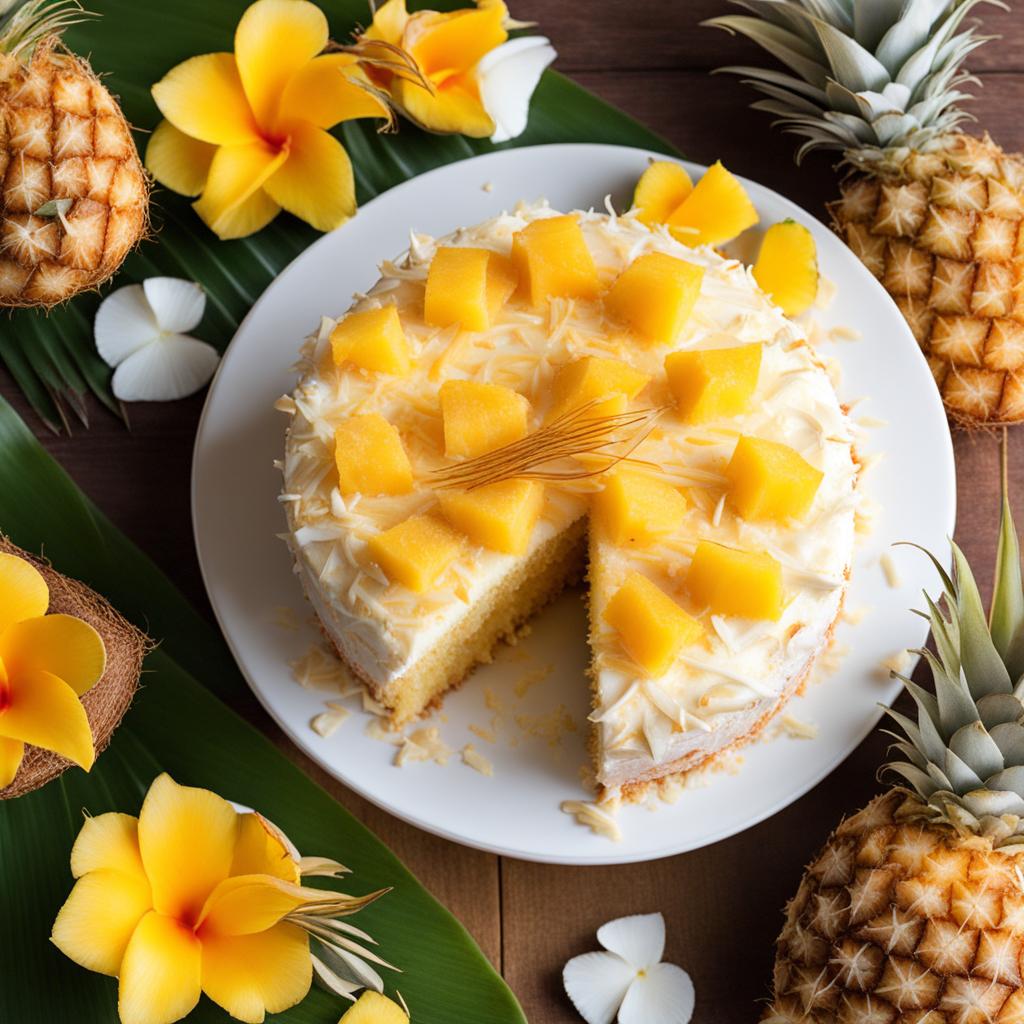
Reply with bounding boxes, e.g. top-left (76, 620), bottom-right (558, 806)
top-left (431, 400), bottom-right (666, 491)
